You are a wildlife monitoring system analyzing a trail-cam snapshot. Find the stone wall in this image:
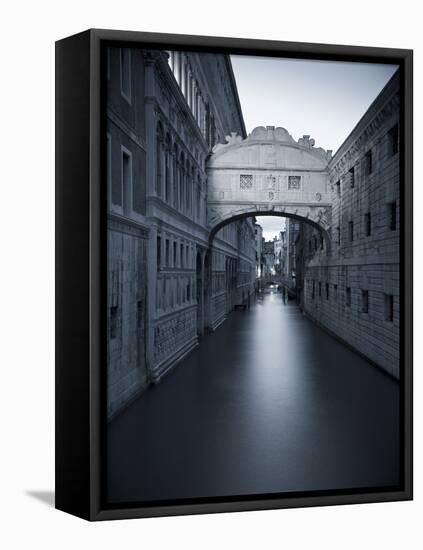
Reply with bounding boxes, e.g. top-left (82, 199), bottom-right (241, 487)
top-left (299, 72), bottom-right (400, 378)
top-left (107, 218), bottom-right (149, 417)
